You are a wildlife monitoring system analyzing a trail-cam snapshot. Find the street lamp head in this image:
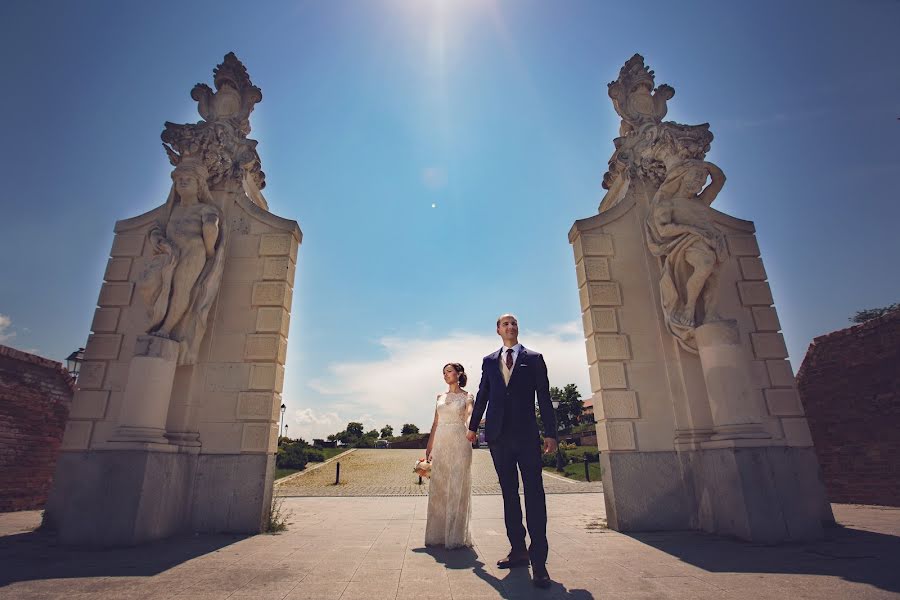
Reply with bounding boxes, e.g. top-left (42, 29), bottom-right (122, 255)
top-left (280, 403), bottom-right (286, 413)
top-left (551, 399), bottom-right (560, 409)
top-left (65, 348), bottom-right (85, 379)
